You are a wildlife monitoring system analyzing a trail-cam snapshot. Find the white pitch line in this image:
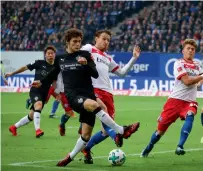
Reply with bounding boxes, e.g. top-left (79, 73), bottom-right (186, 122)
top-left (9, 148), bottom-right (203, 167)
